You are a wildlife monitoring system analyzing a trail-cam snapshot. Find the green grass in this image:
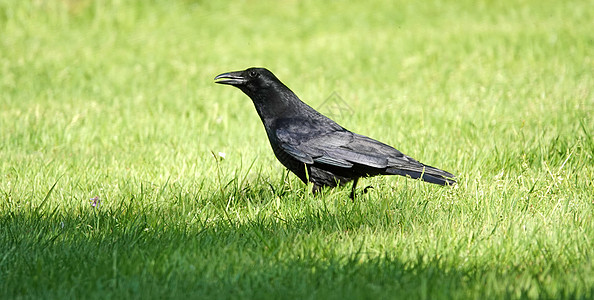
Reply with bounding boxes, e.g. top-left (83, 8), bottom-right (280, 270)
top-left (1, 0), bottom-right (593, 298)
